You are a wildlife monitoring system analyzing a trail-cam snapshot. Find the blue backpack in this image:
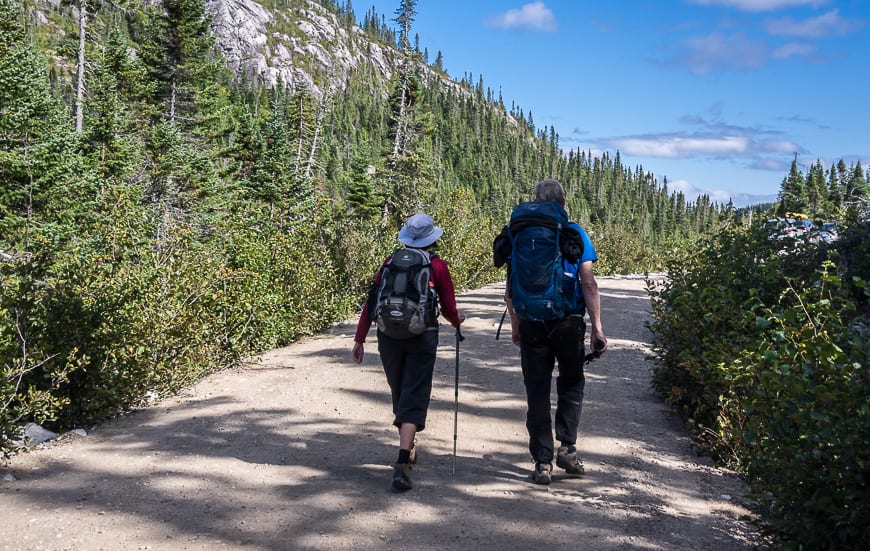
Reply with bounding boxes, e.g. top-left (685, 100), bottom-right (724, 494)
top-left (494, 201), bottom-right (584, 322)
